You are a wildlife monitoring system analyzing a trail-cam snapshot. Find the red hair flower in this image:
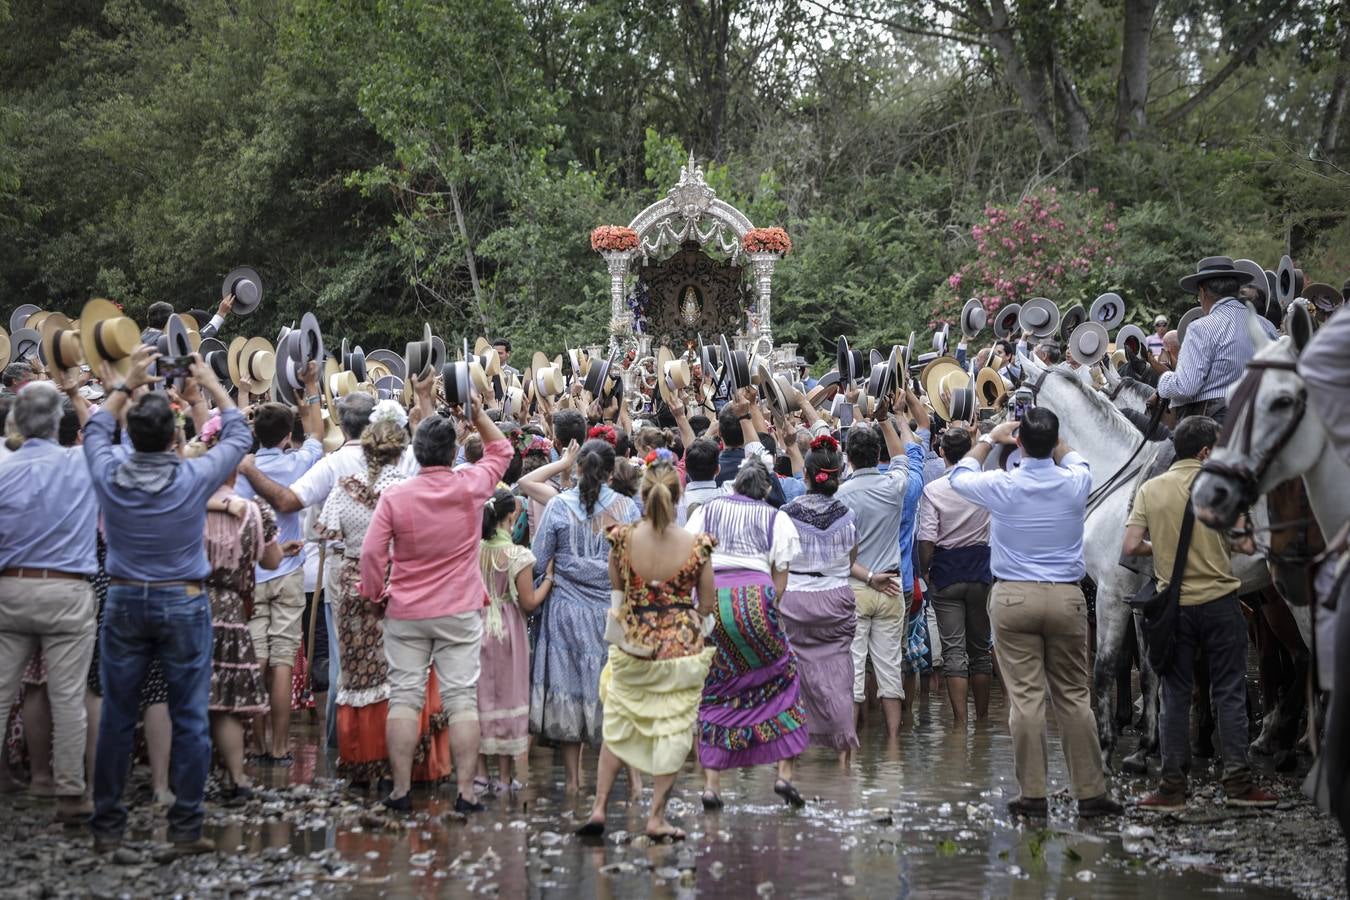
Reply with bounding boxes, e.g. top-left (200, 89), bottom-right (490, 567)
top-left (587, 424), bottom-right (617, 446)
top-left (814, 471), bottom-right (831, 484)
top-left (809, 434), bottom-right (840, 452)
